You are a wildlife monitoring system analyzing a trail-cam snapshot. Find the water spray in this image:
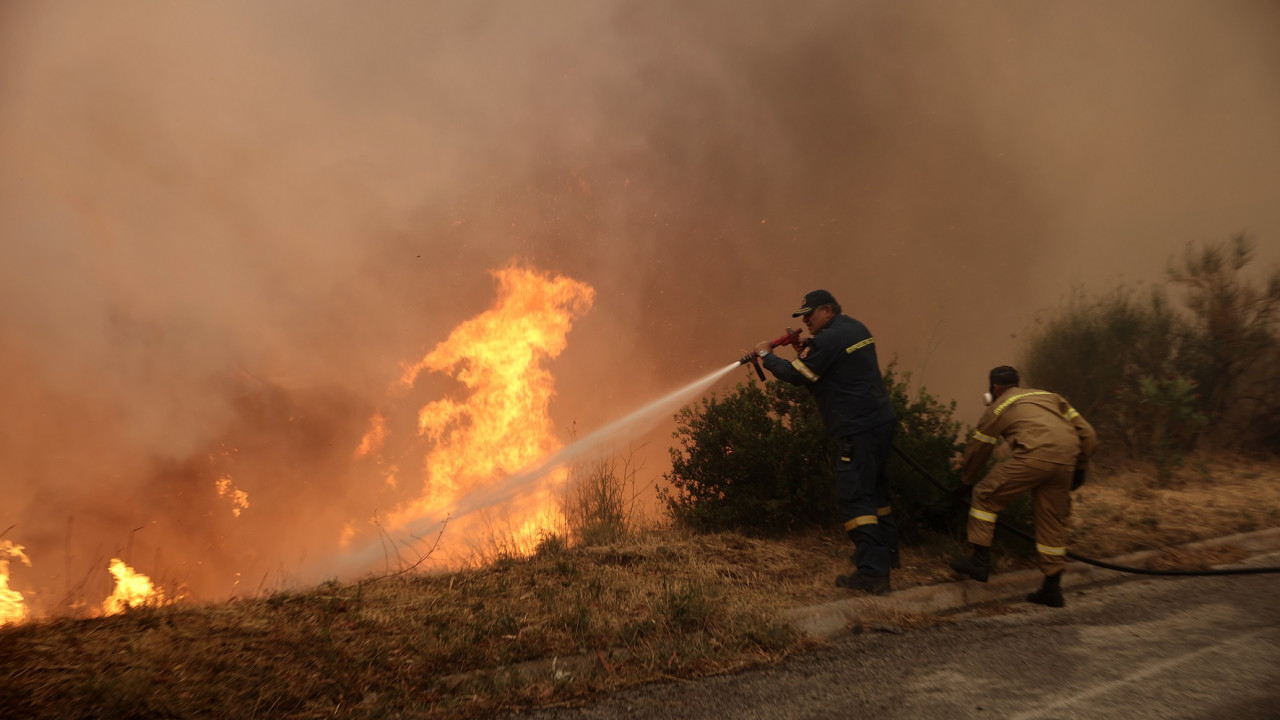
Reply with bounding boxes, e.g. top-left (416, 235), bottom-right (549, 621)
top-left (323, 362), bottom-right (745, 580)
